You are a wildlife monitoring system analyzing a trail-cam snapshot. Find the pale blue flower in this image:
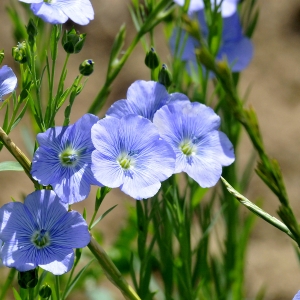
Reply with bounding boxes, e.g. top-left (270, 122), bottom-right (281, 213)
top-left (153, 101), bottom-right (235, 187)
top-left (293, 291), bottom-right (300, 300)
top-left (0, 65), bottom-right (17, 102)
top-left (91, 115), bottom-right (176, 200)
top-left (19, 0), bottom-right (94, 25)
top-left (170, 11), bottom-right (253, 74)
top-left (0, 190), bottom-right (90, 275)
top-left (106, 80), bottom-right (189, 122)
top-left (173, 0), bottom-right (239, 17)
top-left (31, 114), bottom-right (100, 204)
